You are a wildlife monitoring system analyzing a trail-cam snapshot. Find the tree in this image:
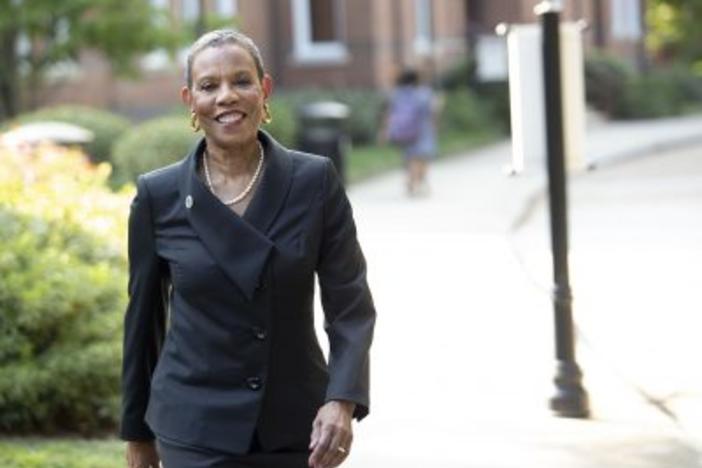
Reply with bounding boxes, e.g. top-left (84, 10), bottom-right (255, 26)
top-left (0, 0), bottom-right (177, 120)
top-left (647, 0), bottom-right (702, 66)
